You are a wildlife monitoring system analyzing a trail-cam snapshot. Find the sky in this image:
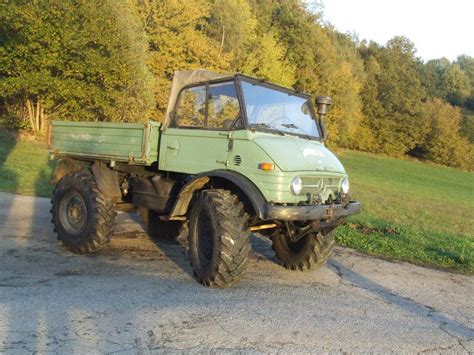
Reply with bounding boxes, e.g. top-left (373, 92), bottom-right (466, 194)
top-left (321, 0), bottom-right (474, 62)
